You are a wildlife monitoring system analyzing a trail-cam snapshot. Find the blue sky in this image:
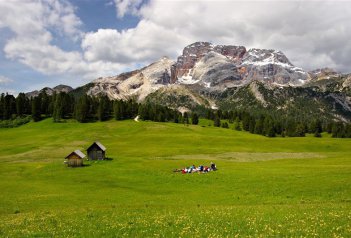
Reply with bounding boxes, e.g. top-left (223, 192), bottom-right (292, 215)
top-left (1, 0), bottom-right (351, 95)
top-left (0, 0), bottom-right (144, 94)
